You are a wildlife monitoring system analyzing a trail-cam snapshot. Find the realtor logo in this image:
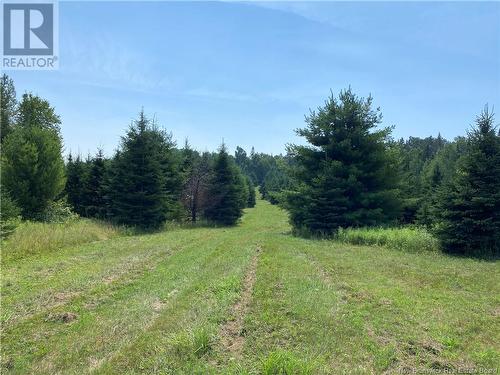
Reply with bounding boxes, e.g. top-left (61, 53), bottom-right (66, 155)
top-left (1, 1), bottom-right (58, 69)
